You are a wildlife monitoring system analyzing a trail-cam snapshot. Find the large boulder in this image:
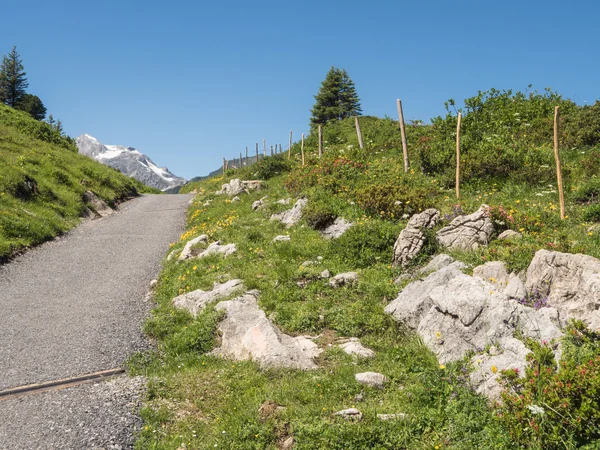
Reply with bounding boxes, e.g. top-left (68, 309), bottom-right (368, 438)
top-left (392, 209), bottom-right (440, 267)
top-left (436, 205), bottom-right (494, 250)
top-left (526, 250), bottom-right (600, 329)
top-left (270, 198), bottom-right (308, 228)
top-left (172, 279), bottom-right (244, 317)
top-left (321, 217), bottom-right (353, 239)
top-left (214, 291), bottom-right (321, 370)
top-left (417, 254), bottom-right (466, 276)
